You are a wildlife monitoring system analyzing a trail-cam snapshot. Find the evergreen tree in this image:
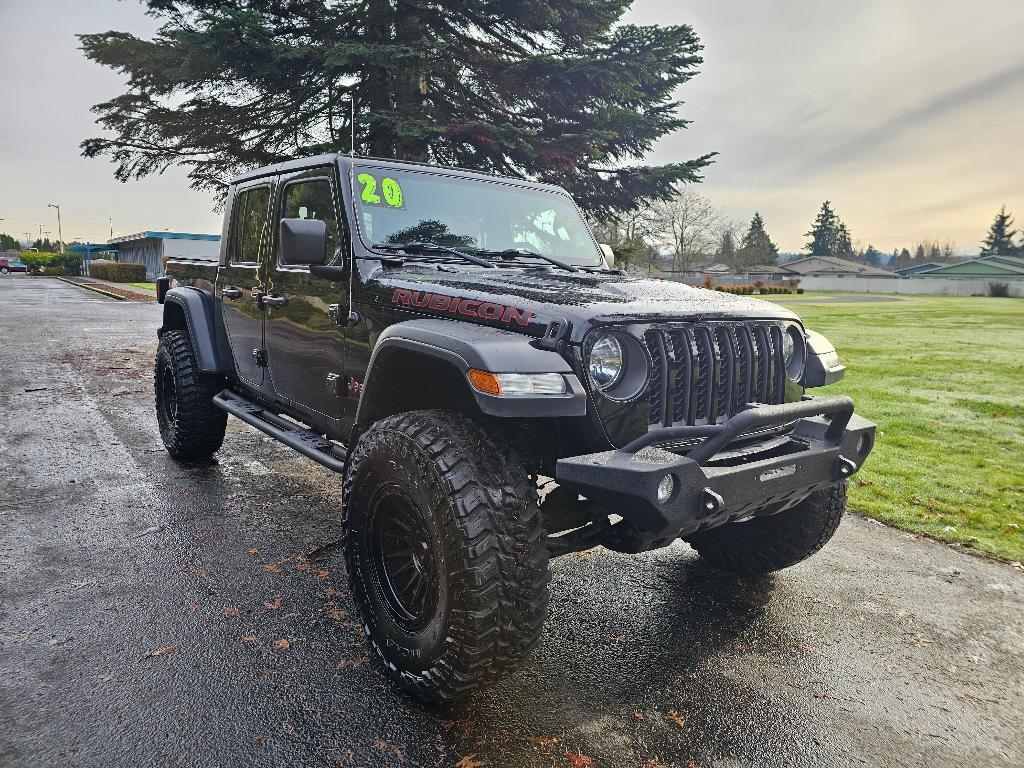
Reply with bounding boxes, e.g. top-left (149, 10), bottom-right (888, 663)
top-left (718, 227), bottom-right (736, 268)
top-left (79, 1), bottom-right (714, 217)
top-left (804, 201), bottom-right (850, 256)
top-left (0, 232), bottom-right (21, 251)
top-left (863, 244), bottom-right (881, 267)
top-left (980, 206), bottom-right (1019, 256)
top-left (835, 222), bottom-right (852, 257)
top-left (738, 211), bottom-right (779, 266)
